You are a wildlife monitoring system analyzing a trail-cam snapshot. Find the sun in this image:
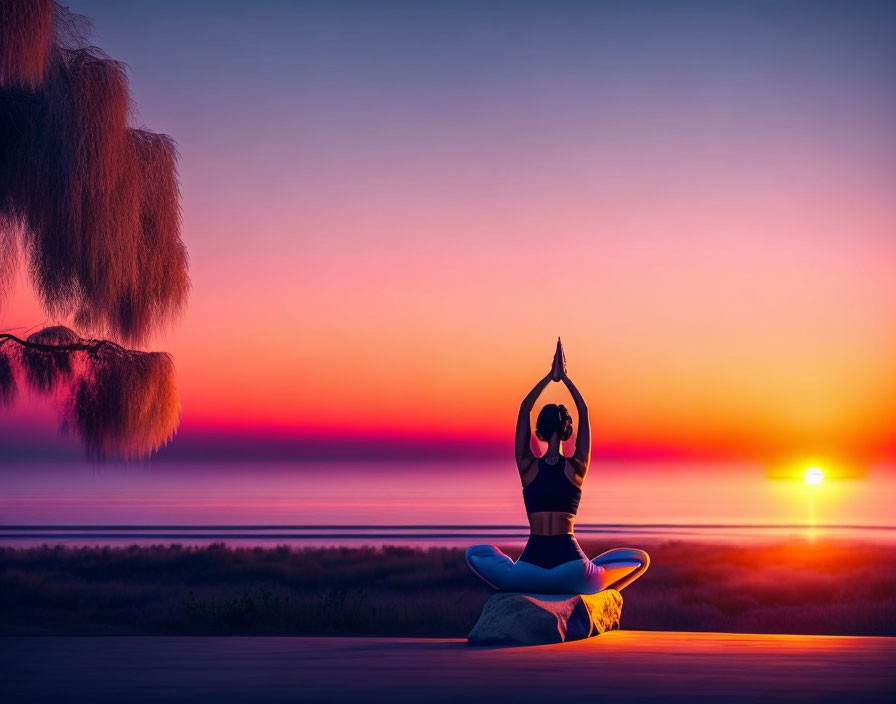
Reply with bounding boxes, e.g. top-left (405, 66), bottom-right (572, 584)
top-left (805, 466), bottom-right (824, 486)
